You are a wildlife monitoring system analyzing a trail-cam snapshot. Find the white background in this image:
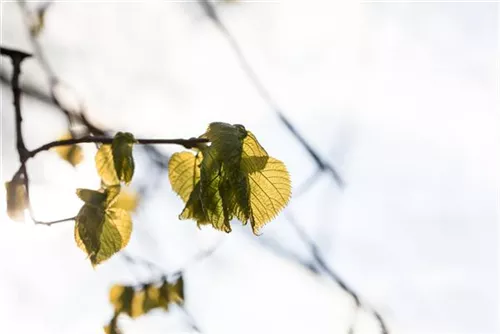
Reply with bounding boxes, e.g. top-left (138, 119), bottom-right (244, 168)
top-left (0, 1), bottom-right (498, 334)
